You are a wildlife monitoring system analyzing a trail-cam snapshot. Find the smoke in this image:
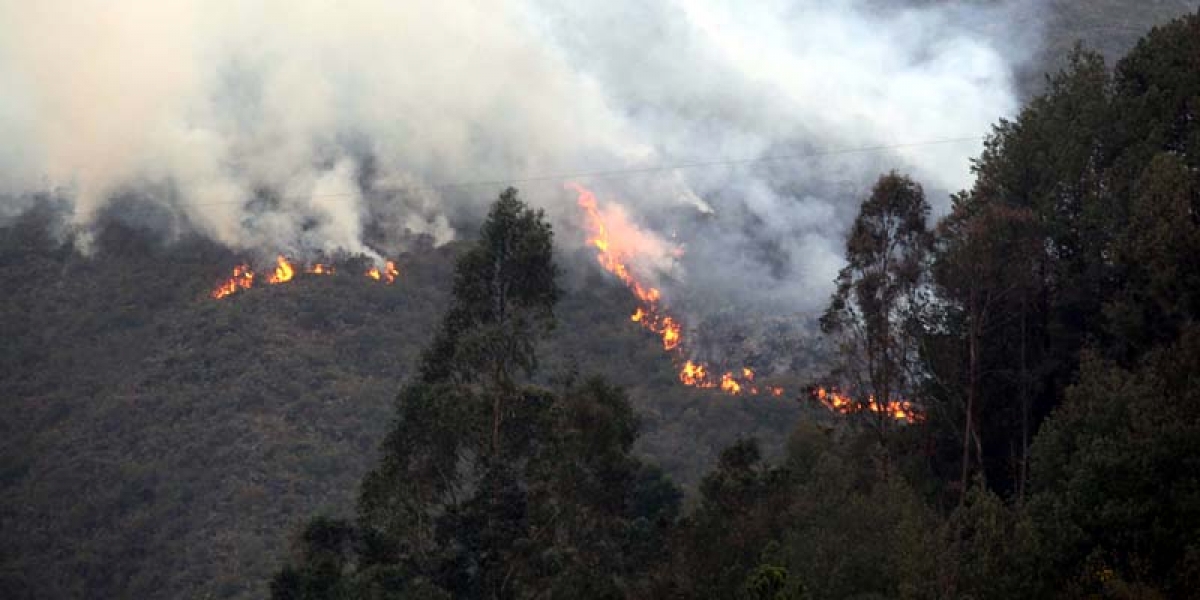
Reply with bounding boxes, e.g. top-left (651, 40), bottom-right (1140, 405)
top-left (0, 0), bottom-right (1036, 309)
